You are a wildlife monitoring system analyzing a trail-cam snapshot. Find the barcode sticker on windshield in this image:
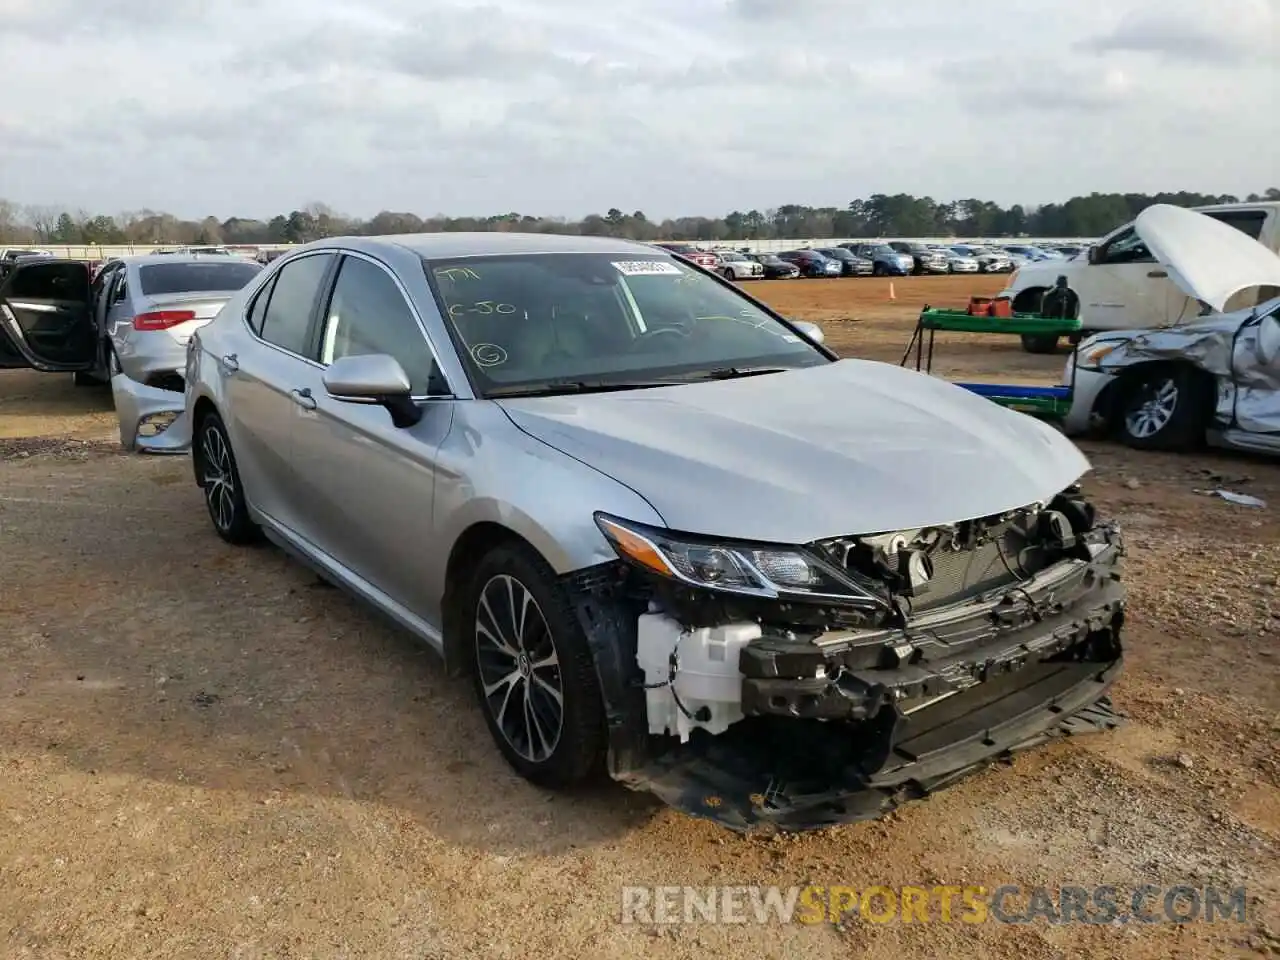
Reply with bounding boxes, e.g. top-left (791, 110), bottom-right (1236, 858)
top-left (612, 260), bottom-right (683, 276)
